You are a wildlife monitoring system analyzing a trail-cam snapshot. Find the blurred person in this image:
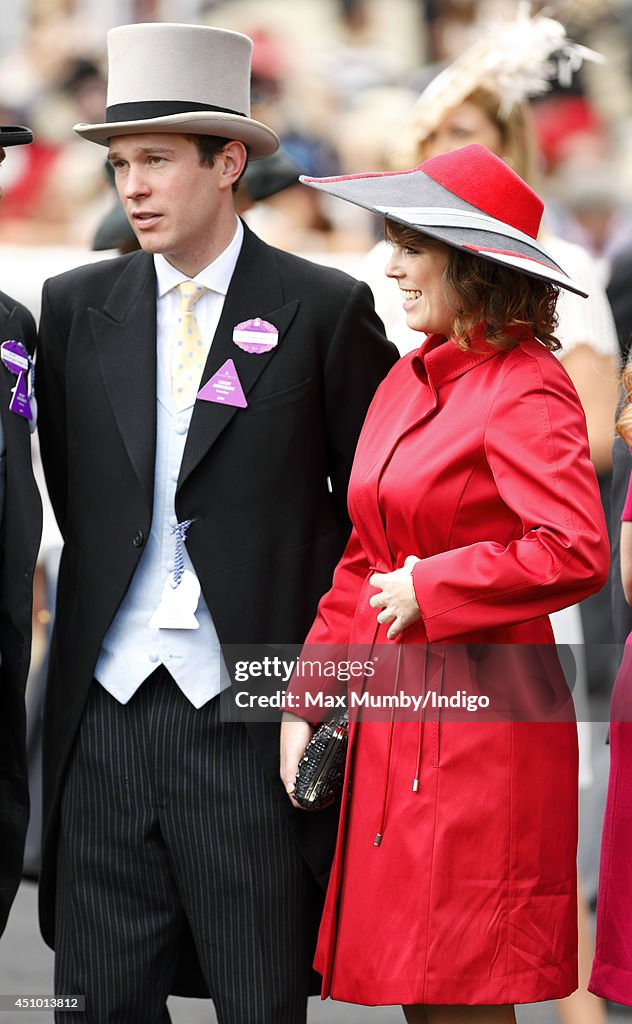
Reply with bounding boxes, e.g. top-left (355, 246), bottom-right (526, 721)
top-left (589, 370), bottom-right (632, 1006)
top-left (607, 244), bottom-right (632, 365)
top-left (281, 143), bottom-right (609, 1022)
top-left (35, 22), bottom-right (396, 1024)
top-left (610, 427), bottom-right (632, 644)
top-left (0, 123), bottom-right (42, 935)
top-left (0, 104), bottom-right (62, 245)
top-left (545, 161), bottom-right (631, 269)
